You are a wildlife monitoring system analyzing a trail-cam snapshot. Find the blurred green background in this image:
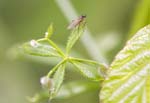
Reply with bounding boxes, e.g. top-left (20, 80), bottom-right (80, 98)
top-left (0, 0), bottom-right (147, 103)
